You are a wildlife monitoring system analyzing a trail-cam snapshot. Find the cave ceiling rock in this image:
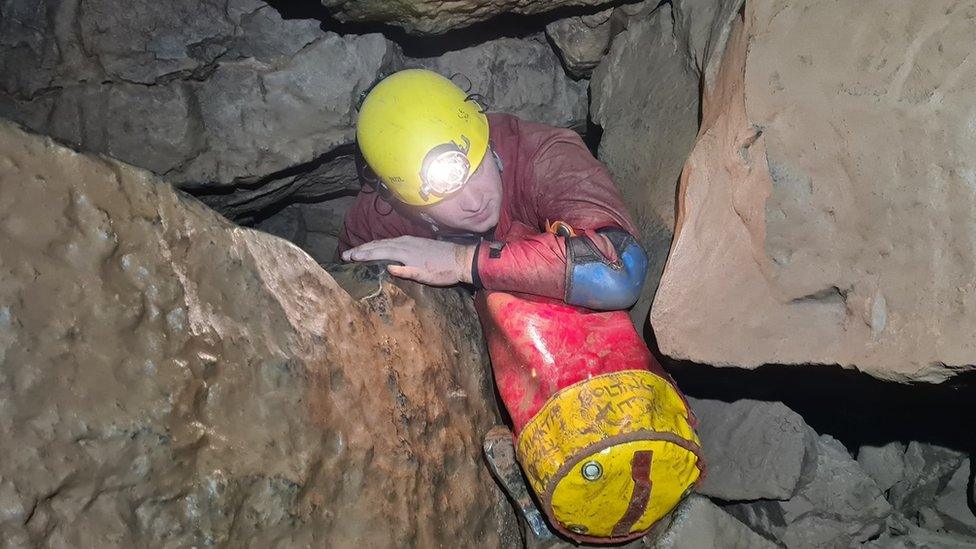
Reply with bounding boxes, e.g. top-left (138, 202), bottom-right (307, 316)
top-left (197, 151), bottom-right (359, 224)
top-left (2, 1), bottom-right (589, 222)
top-left (589, 0), bottom-right (742, 327)
top-left (0, 119), bottom-right (518, 547)
top-left (544, 0), bottom-right (657, 79)
top-left (319, 0), bottom-right (617, 35)
top-left (651, 0), bottom-right (976, 382)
